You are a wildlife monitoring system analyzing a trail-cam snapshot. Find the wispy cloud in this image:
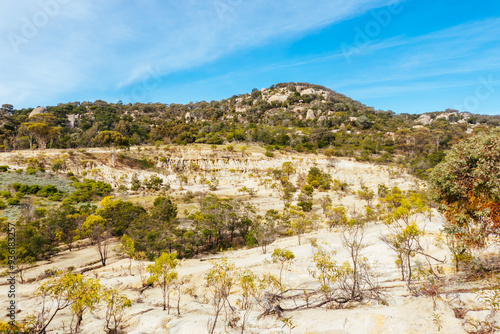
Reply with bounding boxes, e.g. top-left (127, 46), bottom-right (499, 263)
top-left (325, 18), bottom-right (500, 100)
top-left (0, 0), bottom-right (401, 107)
